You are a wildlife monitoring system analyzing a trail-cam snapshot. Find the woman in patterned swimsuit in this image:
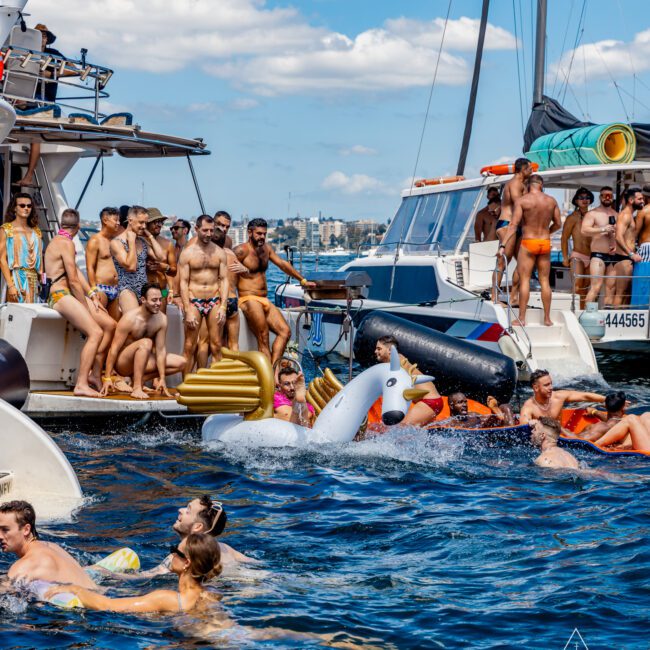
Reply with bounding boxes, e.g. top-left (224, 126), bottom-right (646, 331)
top-left (0, 193), bottom-right (43, 303)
